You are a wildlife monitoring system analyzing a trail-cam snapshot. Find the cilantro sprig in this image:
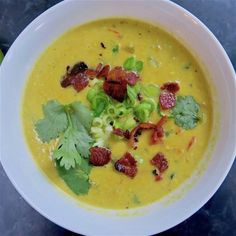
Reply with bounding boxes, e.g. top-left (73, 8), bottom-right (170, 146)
top-left (35, 100), bottom-right (94, 195)
top-left (171, 96), bottom-right (201, 130)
